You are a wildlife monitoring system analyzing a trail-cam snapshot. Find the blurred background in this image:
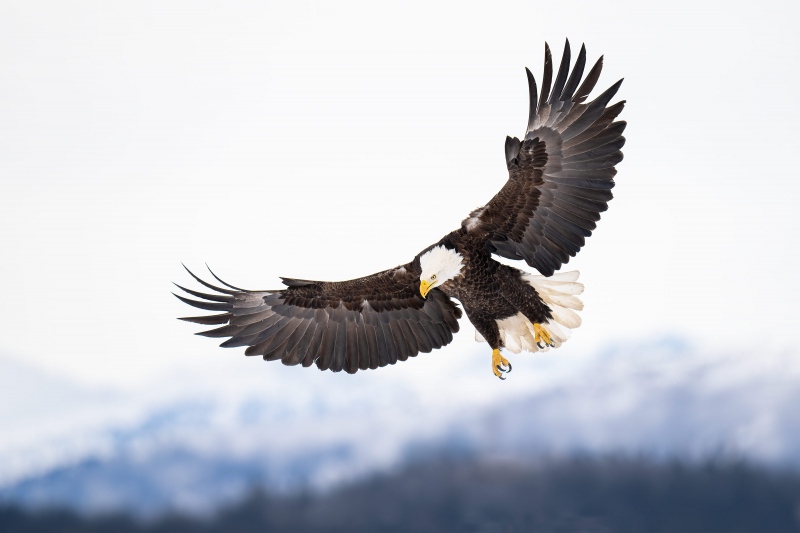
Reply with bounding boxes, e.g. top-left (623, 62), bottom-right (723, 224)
top-left (1, 1), bottom-right (800, 531)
